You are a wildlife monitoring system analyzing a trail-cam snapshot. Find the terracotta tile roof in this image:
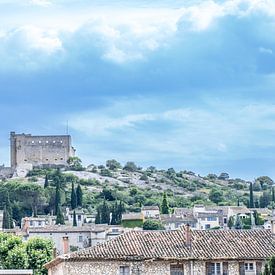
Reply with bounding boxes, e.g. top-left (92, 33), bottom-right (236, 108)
top-left (57, 228), bottom-right (275, 263)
